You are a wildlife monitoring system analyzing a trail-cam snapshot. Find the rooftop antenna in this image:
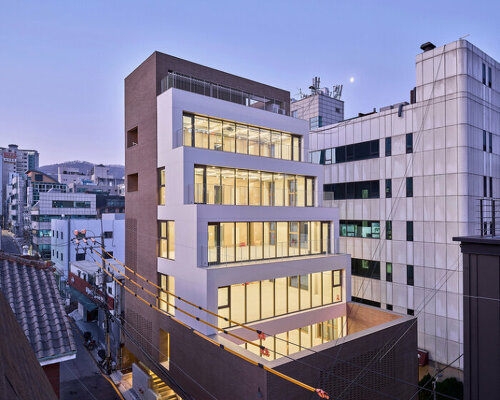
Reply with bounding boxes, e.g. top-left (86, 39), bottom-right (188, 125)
top-left (459, 33), bottom-right (471, 40)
